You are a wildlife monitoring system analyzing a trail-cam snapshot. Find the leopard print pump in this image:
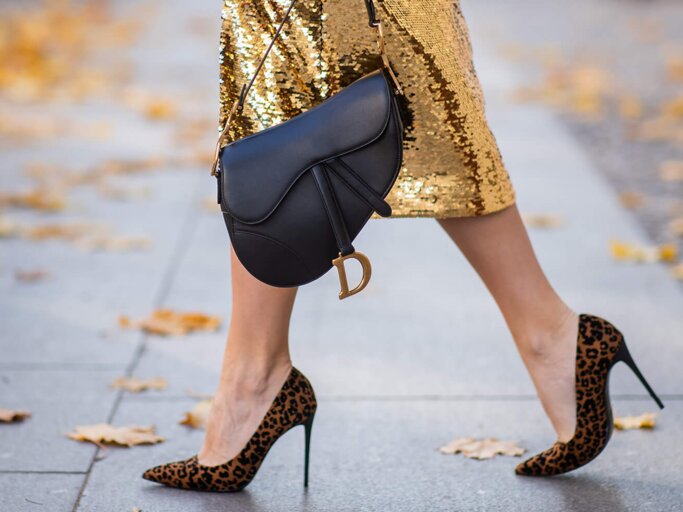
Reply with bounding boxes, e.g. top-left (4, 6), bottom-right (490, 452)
top-left (142, 367), bottom-right (317, 492)
top-left (516, 314), bottom-right (664, 477)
